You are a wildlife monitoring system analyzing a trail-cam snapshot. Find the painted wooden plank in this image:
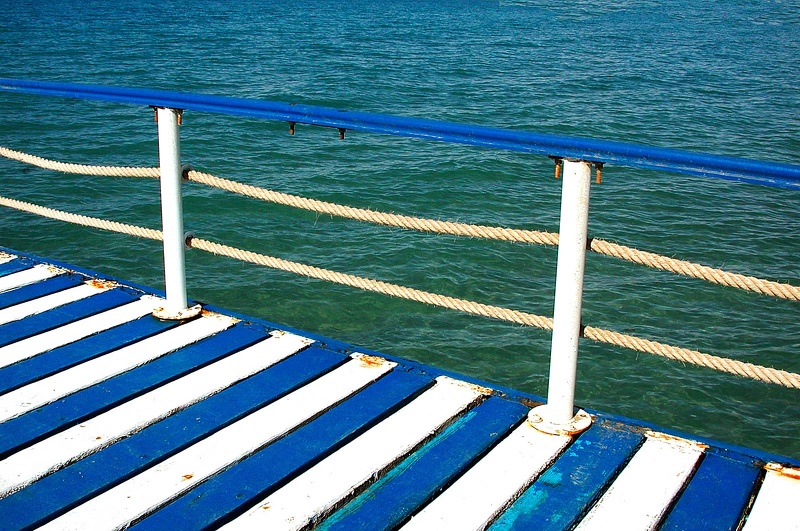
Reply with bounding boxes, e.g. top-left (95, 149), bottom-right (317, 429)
top-left (0, 345), bottom-right (344, 531)
top-left (220, 376), bottom-right (488, 531)
top-left (130, 369), bottom-right (433, 531)
top-left (0, 294), bottom-right (160, 368)
top-left (400, 416), bottom-right (572, 530)
top-left (0, 287), bottom-right (136, 347)
top-left (573, 434), bottom-right (704, 531)
top-left (0, 259), bottom-right (33, 279)
top-left (0, 274), bottom-right (84, 311)
top-left (489, 422), bottom-right (643, 531)
top-left (0, 311), bottom-right (235, 423)
top-left (0, 281), bottom-right (111, 326)
top-left (0, 315), bottom-right (176, 396)
top-left (35, 354), bottom-right (396, 531)
top-left (0, 264), bottom-right (62, 293)
top-left (660, 450), bottom-right (761, 531)
top-left (0, 323), bottom-right (262, 458)
top-left (318, 397), bottom-right (529, 531)
top-left (0, 253), bottom-right (15, 265)
top-left (0, 314), bottom-right (248, 497)
top-left (742, 465), bottom-right (800, 531)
